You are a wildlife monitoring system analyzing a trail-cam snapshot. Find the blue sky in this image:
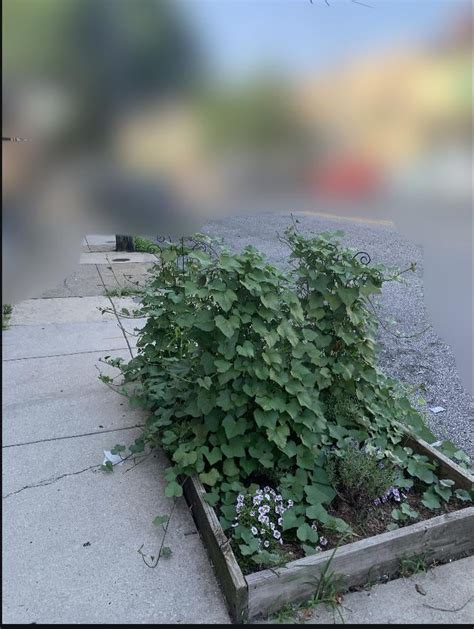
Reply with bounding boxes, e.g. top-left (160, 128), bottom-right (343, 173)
top-left (178, 1), bottom-right (467, 82)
